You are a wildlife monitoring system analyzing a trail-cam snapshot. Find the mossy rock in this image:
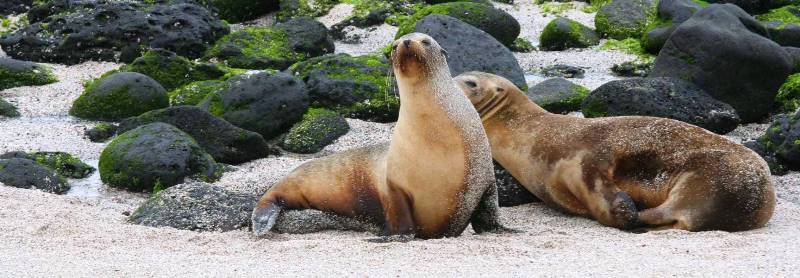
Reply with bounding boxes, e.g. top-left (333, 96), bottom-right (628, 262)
top-left (761, 111), bottom-right (800, 170)
top-left (0, 151), bottom-right (94, 179)
top-left (527, 78), bottom-right (590, 114)
top-left (169, 80), bottom-right (230, 106)
top-left (757, 5), bottom-right (800, 29)
top-left (540, 17), bottom-right (600, 51)
top-left (201, 0), bottom-right (277, 23)
top-left (69, 72), bottom-right (169, 121)
top-left (594, 0), bottom-right (654, 40)
top-left (205, 18), bottom-right (333, 70)
top-left (276, 0), bottom-right (338, 20)
top-left (0, 158), bottom-right (69, 194)
top-left (122, 49), bottom-right (225, 91)
top-left (99, 122), bottom-right (220, 192)
top-left (85, 123), bottom-right (118, 143)
top-left (0, 57), bottom-right (58, 90)
top-left (395, 2), bottom-right (520, 46)
top-left (288, 53), bottom-right (399, 122)
top-left (509, 37), bottom-right (535, 52)
top-left (777, 73), bottom-right (800, 112)
top-left (0, 98), bottom-right (19, 117)
top-left (281, 108), bottom-right (350, 153)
